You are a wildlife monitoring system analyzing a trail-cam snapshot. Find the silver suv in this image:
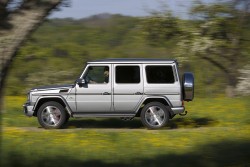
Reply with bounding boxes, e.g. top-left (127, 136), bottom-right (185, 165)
top-left (23, 58), bottom-right (194, 129)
